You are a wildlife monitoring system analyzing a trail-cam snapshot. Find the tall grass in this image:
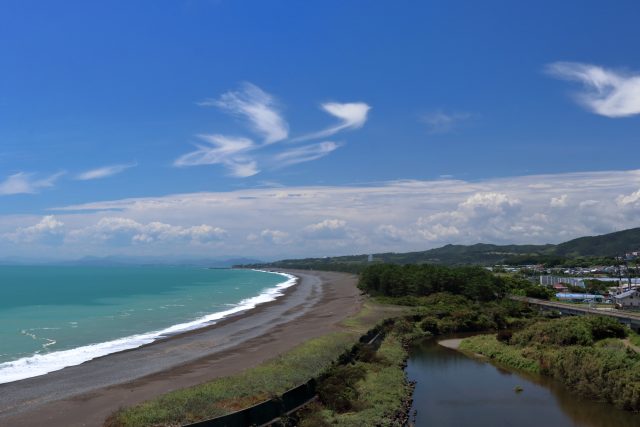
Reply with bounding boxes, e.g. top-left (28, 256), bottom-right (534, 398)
top-left (106, 301), bottom-right (407, 427)
top-left (308, 333), bottom-right (411, 427)
top-left (460, 335), bottom-right (540, 373)
top-left (459, 316), bottom-right (640, 411)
